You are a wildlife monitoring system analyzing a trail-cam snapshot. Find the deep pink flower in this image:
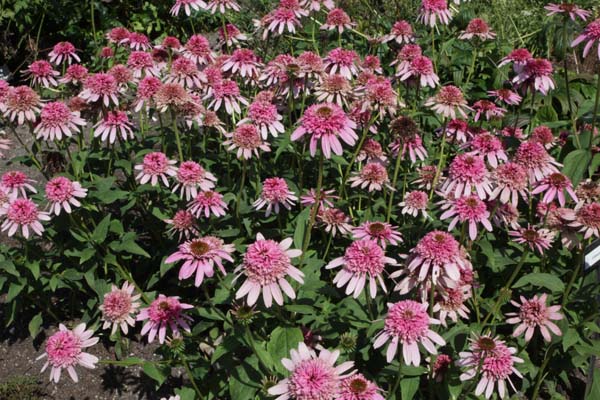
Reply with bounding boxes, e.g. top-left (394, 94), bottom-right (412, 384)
top-left (133, 76), bottom-right (163, 112)
top-left (106, 27), bottom-right (130, 44)
top-left (170, 0), bottom-right (207, 16)
top-left (425, 85), bottom-right (471, 119)
top-left (164, 209), bottom-right (198, 239)
top-left (183, 34), bottom-right (215, 65)
top-left (317, 207), bottom-right (353, 237)
top-left (80, 73), bottom-right (120, 107)
top-left (253, 177), bottom-right (298, 216)
top-left (3, 85), bottom-right (41, 125)
top-left (187, 190), bottom-right (228, 218)
top-left (349, 161), bottom-right (393, 192)
top-left (513, 58), bottom-right (555, 95)
top-left (509, 225), bottom-right (555, 253)
top-left (99, 282), bottom-right (141, 335)
top-left (45, 176), bottom-right (87, 215)
top-left (440, 195), bottom-right (493, 240)
top-left (122, 32), bottom-right (151, 51)
top-left (222, 49), bottom-right (262, 80)
top-left (441, 153), bottom-right (493, 199)
top-left (531, 172), bottom-right (578, 206)
top-left (154, 82), bottom-right (192, 112)
top-left (514, 141), bottom-right (561, 183)
top-left (506, 294), bottom-right (563, 342)
top-left (0, 198), bottom-right (50, 238)
top-left (498, 48), bottom-right (532, 69)
top-left (382, 20), bottom-right (414, 44)
top-left (572, 18), bottom-right (600, 59)
top-left (24, 60), bottom-right (60, 88)
top-left (127, 51), bottom-right (160, 79)
top-left (224, 124), bottom-right (271, 159)
top-left (206, 79), bottom-right (248, 114)
top-left (172, 161), bottom-right (217, 201)
top-left (472, 100), bottom-right (506, 121)
top-left (490, 162), bottom-right (529, 207)
top-left (265, 7), bottom-right (302, 37)
top-left (418, 0), bottom-right (452, 27)
top-left (321, 8), bottom-right (355, 33)
top-left (300, 188), bottom-right (338, 208)
top-left (488, 89), bottom-right (522, 106)
top-left (323, 48), bottom-right (360, 79)
top-left (531, 125), bottom-right (556, 149)
top-left (239, 99), bottom-right (284, 139)
top-left (93, 111), bottom-right (134, 144)
top-left (353, 221), bottom-right (403, 247)
top-left (48, 41), bottom-right (80, 65)
top-left (468, 132), bottom-right (507, 168)
top-left (398, 56), bottom-right (439, 88)
top-left (108, 64), bottom-right (134, 87)
top-left (338, 374), bottom-right (384, 400)
top-left (59, 64), bottom-right (89, 85)
top-left (137, 295), bottom-right (193, 343)
top-left (1, 170), bottom-right (37, 197)
top-left (134, 152), bottom-right (178, 186)
top-left (35, 101), bottom-right (86, 141)
top-left (37, 323), bottom-right (99, 383)
top-left (459, 18), bottom-right (496, 41)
